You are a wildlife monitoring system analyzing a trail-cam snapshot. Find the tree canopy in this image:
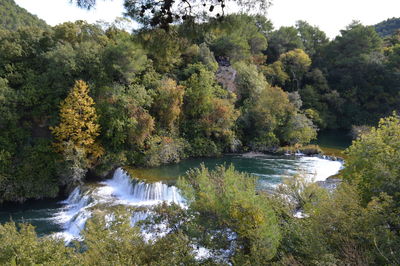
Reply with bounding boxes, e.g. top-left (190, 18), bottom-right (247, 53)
top-left (0, 5), bottom-right (398, 204)
top-left (73, 0), bottom-right (270, 29)
top-left (0, 0), bottom-right (48, 30)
